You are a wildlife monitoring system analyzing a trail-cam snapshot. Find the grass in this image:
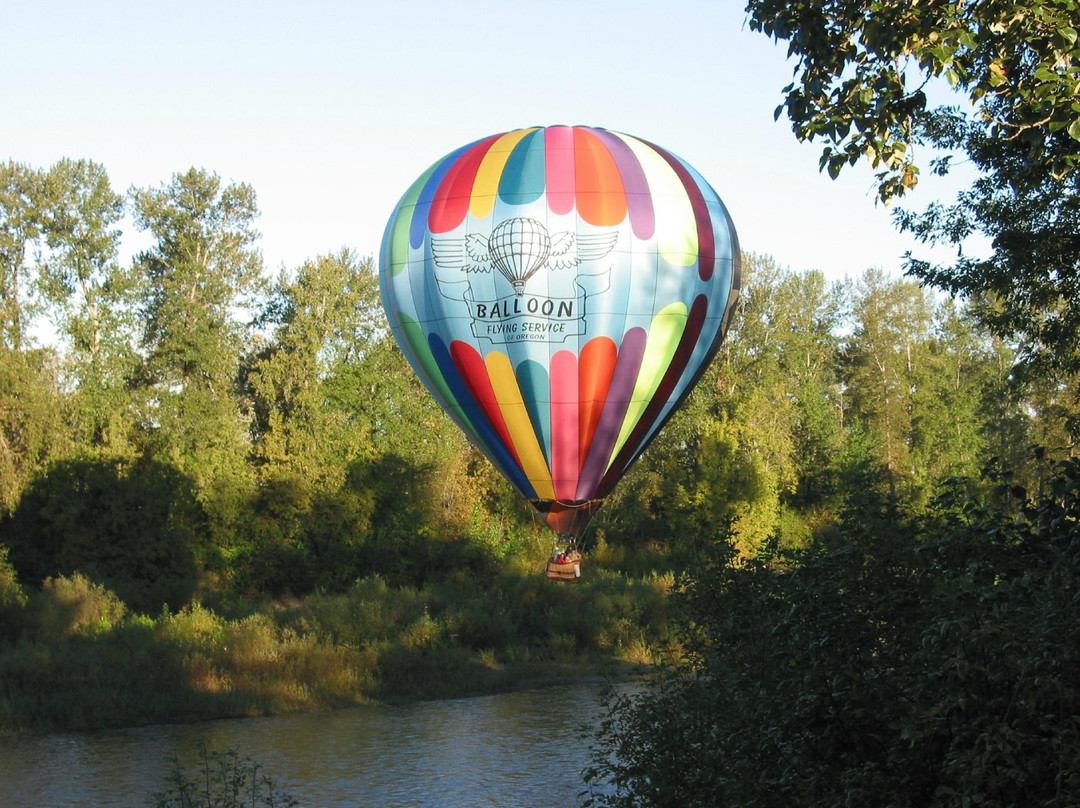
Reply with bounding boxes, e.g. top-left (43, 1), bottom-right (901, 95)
top-left (0, 566), bottom-right (671, 733)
